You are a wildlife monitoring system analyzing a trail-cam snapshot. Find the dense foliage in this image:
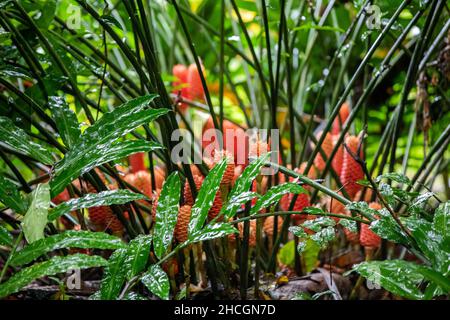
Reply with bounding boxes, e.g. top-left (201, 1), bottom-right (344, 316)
top-left (0, 0), bottom-right (448, 300)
